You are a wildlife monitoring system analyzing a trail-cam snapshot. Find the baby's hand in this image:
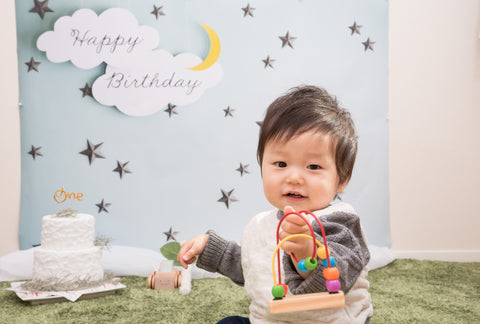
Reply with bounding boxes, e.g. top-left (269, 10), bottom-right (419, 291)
top-left (279, 206), bottom-right (314, 261)
top-left (177, 234), bottom-right (209, 269)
